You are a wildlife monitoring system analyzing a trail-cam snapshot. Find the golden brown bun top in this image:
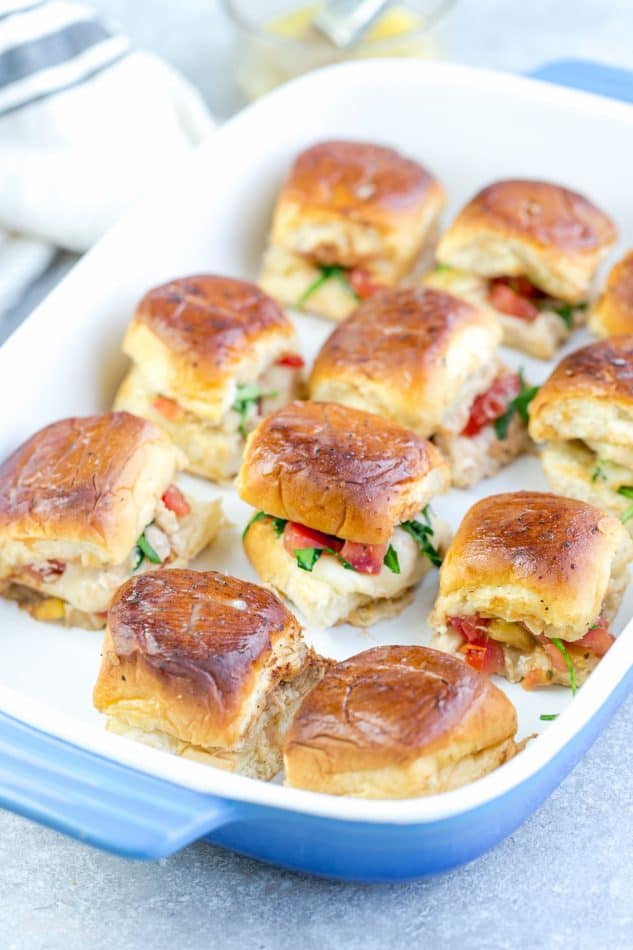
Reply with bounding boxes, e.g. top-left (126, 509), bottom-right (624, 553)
top-left (131, 274), bottom-right (294, 373)
top-left (591, 251), bottom-right (633, 336)
top-left (440, 491), bottom-right (621, 606)
top-left (281, 140), bottom-right (439, 220)
top-left (530, 335), bottom-right (633, 431)
top-left (453, 179), bottom-right (616, 253)
top-left (310, 285), bottom-right (497, 393)
top-left (237, 401), bottom-right (448, 544)
top-left (108, 569), bottom-right (298, 710)
top-left (0, 412), bottom-right (176, 561)
top-left (284, 645), bottom-right (516, 771)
